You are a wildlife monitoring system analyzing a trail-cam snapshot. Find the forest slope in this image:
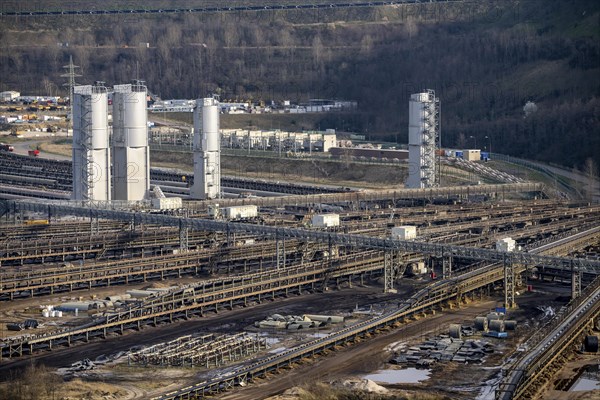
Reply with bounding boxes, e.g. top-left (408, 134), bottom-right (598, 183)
top-left (0, 0), bottom-right (598, 169)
